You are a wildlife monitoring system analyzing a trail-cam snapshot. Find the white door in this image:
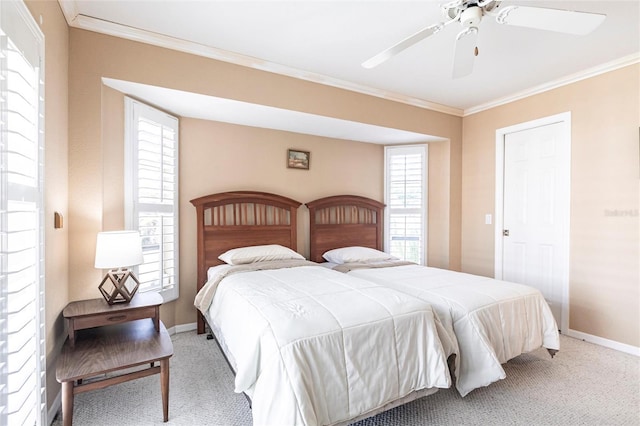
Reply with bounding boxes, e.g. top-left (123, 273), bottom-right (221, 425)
top-left (497, 114), bottom-right (570, 330)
